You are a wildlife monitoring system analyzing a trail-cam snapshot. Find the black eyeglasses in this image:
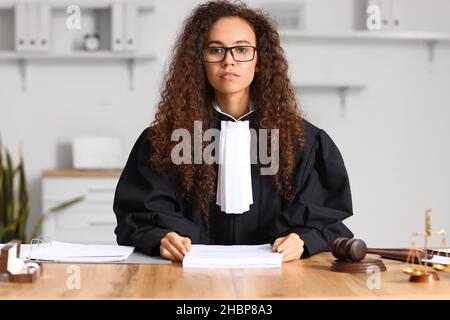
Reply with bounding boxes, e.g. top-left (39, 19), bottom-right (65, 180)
top-left (203, 46), bottom-right (257, 63)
